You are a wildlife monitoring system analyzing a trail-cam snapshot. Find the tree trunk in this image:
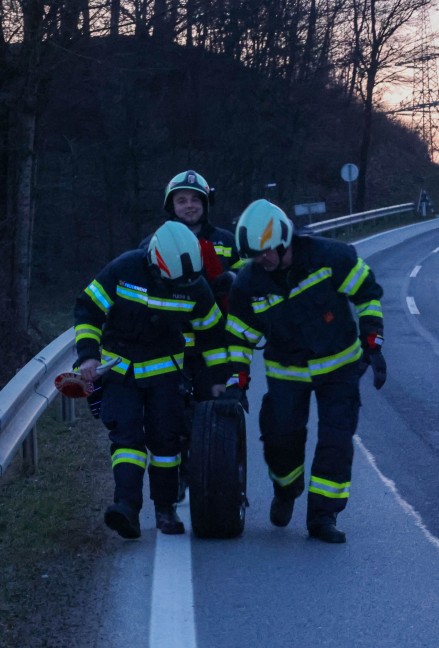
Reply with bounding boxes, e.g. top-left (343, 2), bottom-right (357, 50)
top-left (355, 98), bottom-right (372, 211)
top-left (11, 105), bottom-right (37, 333)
